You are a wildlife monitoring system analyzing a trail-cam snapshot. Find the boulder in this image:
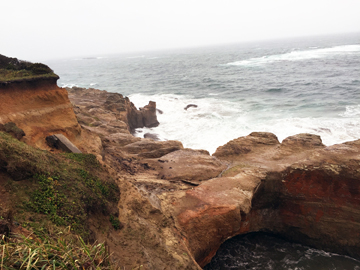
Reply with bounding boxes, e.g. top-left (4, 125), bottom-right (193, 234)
top-left (158, 149), bottom-right (227, 183)
top-left (46, 134), bottom-right (82, 153)
top-left (144, 133), bottom-right (160, 141)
